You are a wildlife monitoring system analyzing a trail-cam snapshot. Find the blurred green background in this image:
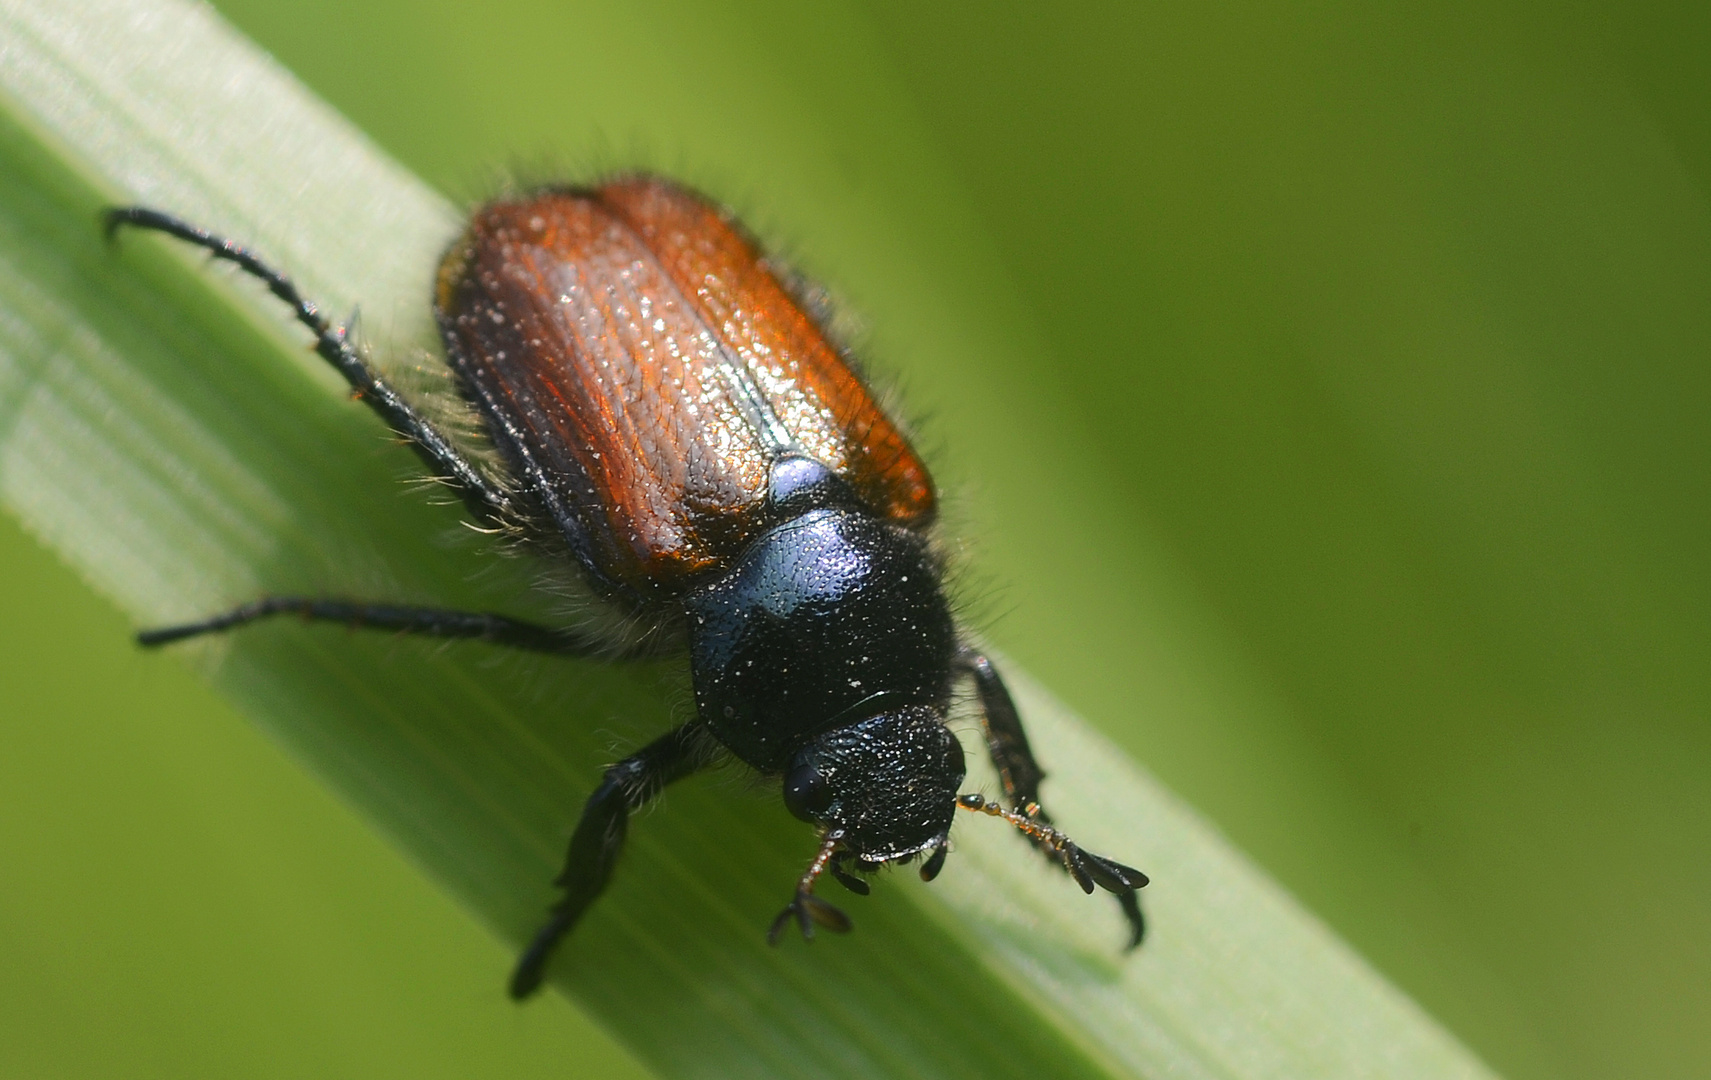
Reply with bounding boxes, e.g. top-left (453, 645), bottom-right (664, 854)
top-left (3, 1), bottom-right (1707, 1078)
